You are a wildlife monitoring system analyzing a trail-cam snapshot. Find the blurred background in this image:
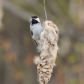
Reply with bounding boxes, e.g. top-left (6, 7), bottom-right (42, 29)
top-left (0, 0), bottom-right (84, 84)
